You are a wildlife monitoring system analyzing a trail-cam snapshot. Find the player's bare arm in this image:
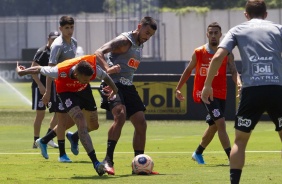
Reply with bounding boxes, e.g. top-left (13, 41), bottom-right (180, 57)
top-left (227, 53), bottom-right (242, 97)
top-left (42, 63), bottom-right (56, 105)
top-left (94, 35), bottom-right (130, 74)
top-left (175, 52), bottom-right (197, 102)
top-left (68, 106), bottom-right (94, 153)
top-left (31, 61), bottom-right (46, 95)
top-left (16, 62), bottom-right (42, 76)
